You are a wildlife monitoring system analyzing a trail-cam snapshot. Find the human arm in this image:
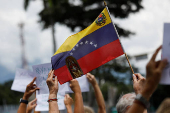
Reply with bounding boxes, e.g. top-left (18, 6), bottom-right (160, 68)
top-left (17, 77), bottom-right (39, 113)
top-left (86, 73), bottom-right (106, 113)
top-left (64, 94), bottom-right (73, 113)
top-left (133, 73), bottom-right (147, 113)
top-left (69, 79), bottom-right (84, 113)
top-left (46, 70), bottom-right (59, 113)
top-left (127, 46), bottom-right (168, 113)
